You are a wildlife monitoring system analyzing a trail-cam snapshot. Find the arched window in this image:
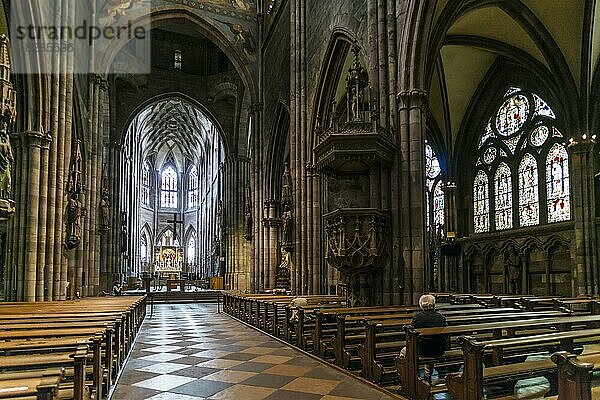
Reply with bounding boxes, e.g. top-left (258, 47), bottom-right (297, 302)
top-left (473, 170), bottom-right (490, 233)
top-left (187, 234), bottom-right (196, 265)
top-left (188, 165), bottom-right (198, 208)
top-left (160, 164), bottom-right (178, 208)
top-left (518, 153), bottom-right (539, 226)
top-left (494, 163), bottom-right (512, 230)
top-left (141, 162), bottom-right (151, 206)
top-left (425, 143), bottom-right (444, 230)
top-left (159, 229), bottom-right (180, 247)
top-left (140, 235), bottom-right (148, 262)
top-left (473, 87), bottom-right (570, 233)
top-left (546, 143), bottom-right (570, 222)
